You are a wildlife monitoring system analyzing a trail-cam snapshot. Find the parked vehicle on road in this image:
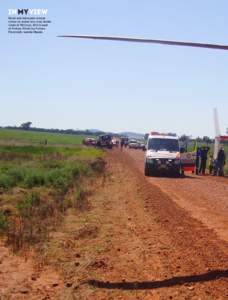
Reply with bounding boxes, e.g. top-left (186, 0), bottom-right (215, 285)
top-left (144, 132), bottom-right (181, 176)
top-left (138, 142), bottom-right (146, 151)
top-left (128, 140), bottom-right (140, 149)
top-left (97, 134), bottom-right (113, 149)
top-left (83, 137), bottom-right (97, 146)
